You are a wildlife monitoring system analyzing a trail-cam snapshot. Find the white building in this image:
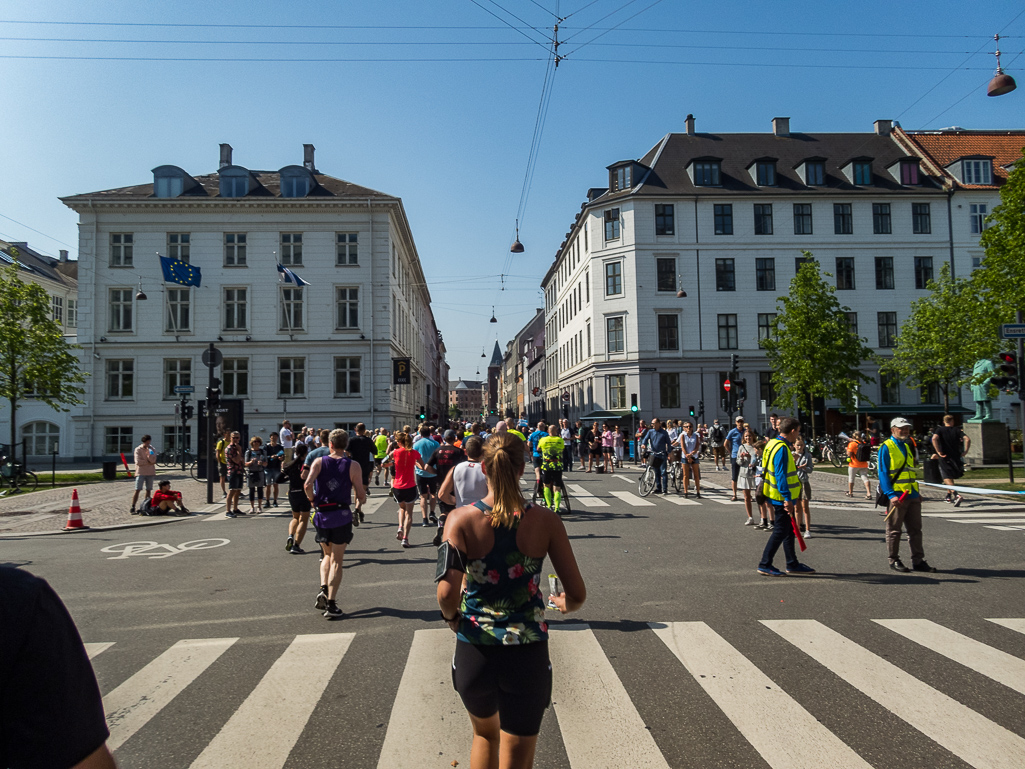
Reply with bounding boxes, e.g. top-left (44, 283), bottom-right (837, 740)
top-left (62, 143), bottom-right (447, 460)
top-left (541, 116), bottom-right (1006, 432)
top-left (0, 241), bottom-right (79, 462)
